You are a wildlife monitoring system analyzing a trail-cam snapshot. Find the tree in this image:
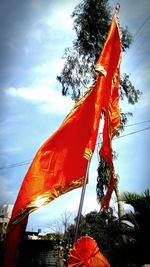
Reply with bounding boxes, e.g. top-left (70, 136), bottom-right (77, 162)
top-left (57, 0), bottom-right (141, 216)
top-left (47, 211), bottom-right (73, 235)
top-left (64, 211), bottom-right (115, 263)
top-left (57, 0), bottom-right (140, 105)
top-left (64, 209), bottom-right (138, 267)
top-left (64, 191), bottom-right (150, 267)
top-left (121, 190), bottom-right (150, 266)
